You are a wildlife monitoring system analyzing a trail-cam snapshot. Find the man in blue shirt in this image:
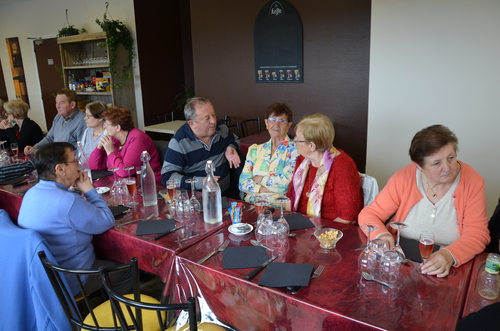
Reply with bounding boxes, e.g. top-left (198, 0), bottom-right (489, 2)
top-left (161, 97), bottom-right (241, 192)
top-left (24, 88), bottom-right (86, 155)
